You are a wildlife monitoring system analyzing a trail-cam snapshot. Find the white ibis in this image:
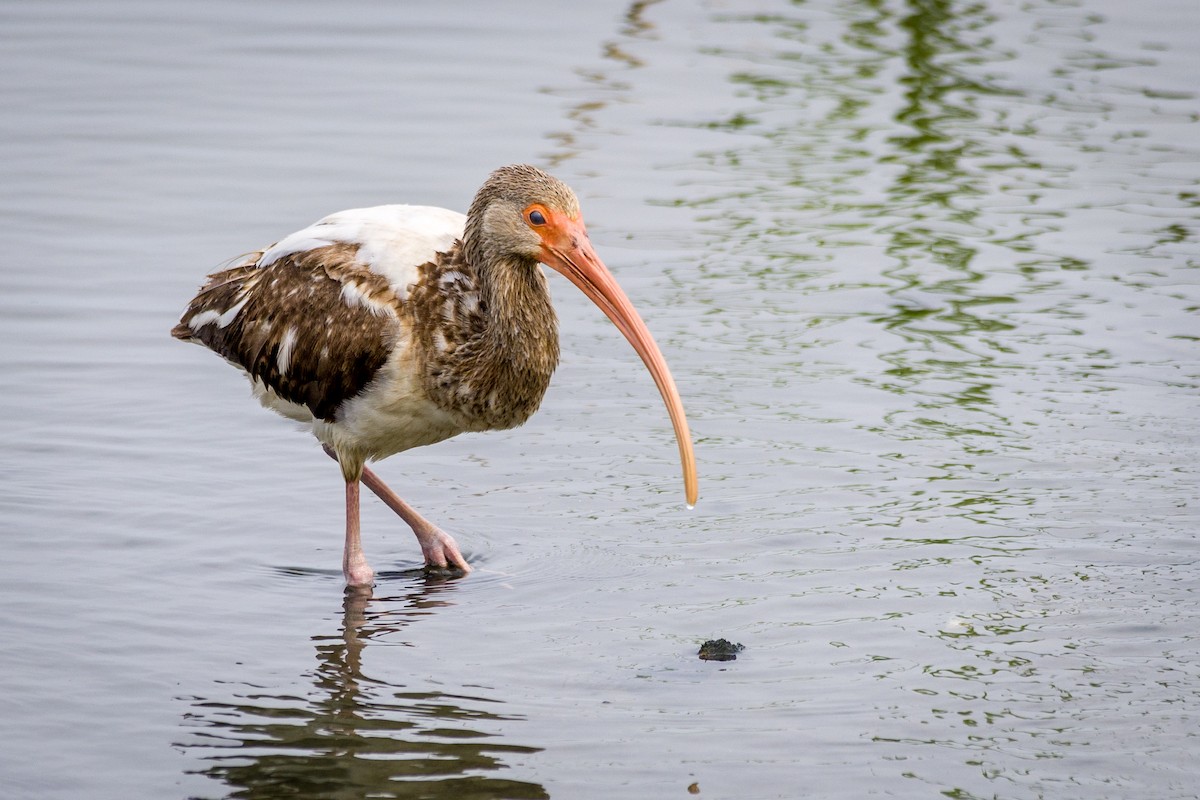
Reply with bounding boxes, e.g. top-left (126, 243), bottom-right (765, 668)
top-left (173, 164), bottom-right (698, 589)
